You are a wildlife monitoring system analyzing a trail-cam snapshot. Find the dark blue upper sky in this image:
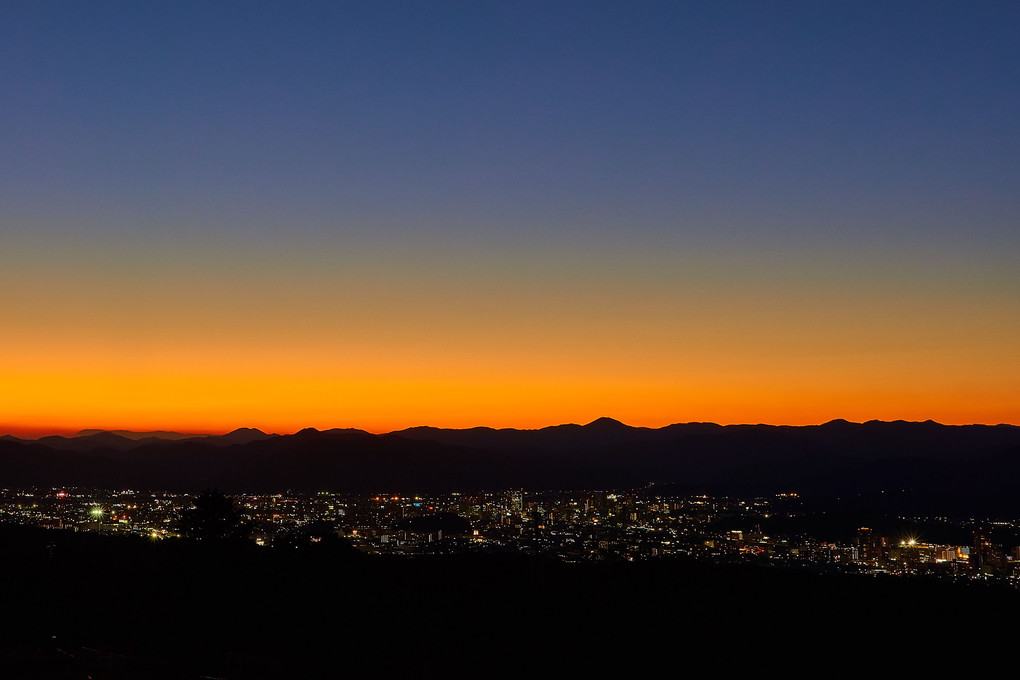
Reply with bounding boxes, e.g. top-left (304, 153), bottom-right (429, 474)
top-left (4, 1), bottom-right (1018, 254)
